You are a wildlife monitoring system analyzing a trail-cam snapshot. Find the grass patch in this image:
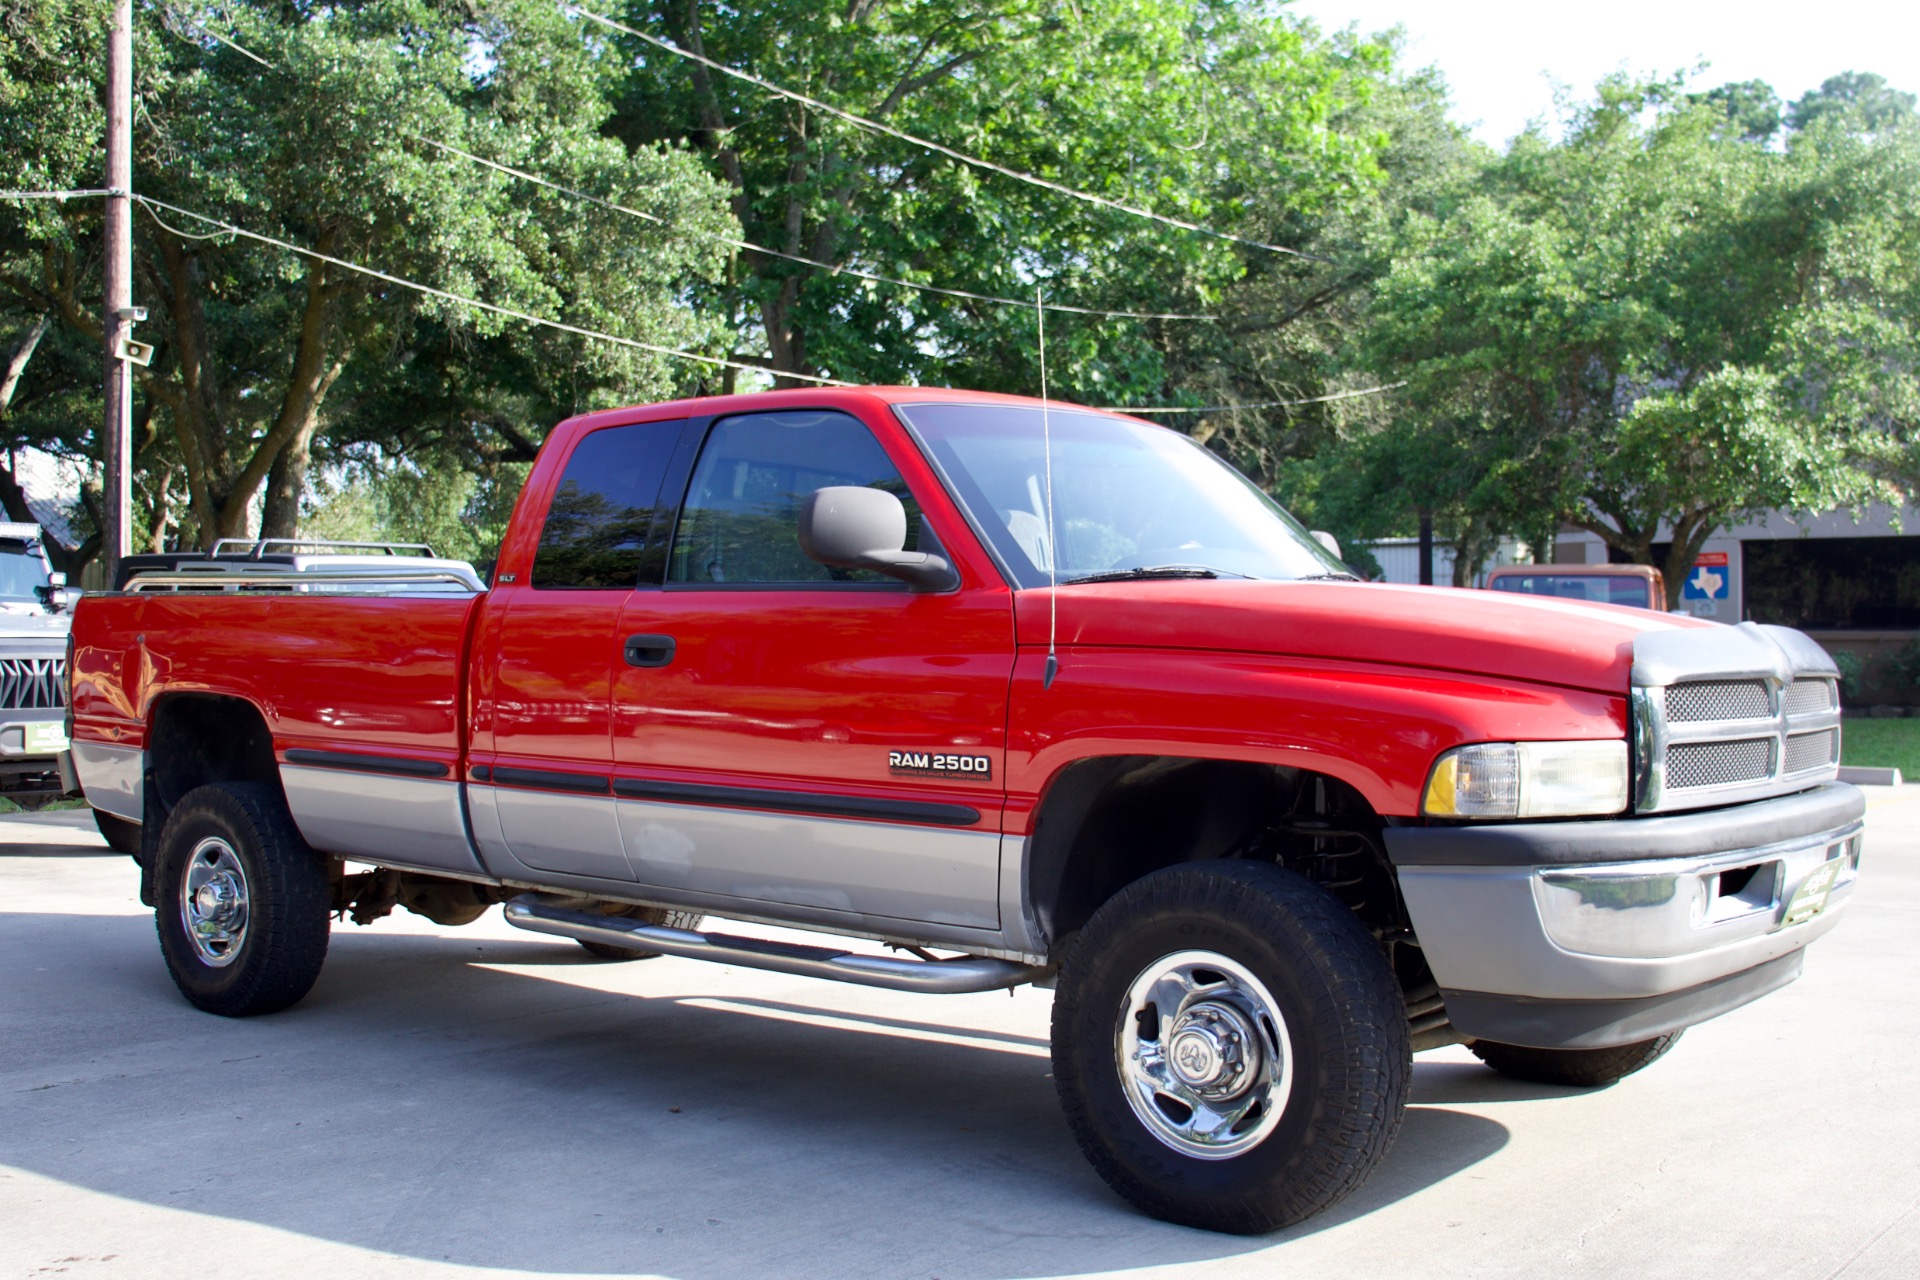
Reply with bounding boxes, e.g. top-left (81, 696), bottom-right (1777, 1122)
top-left (0, 797), bottom-right (89, 815)
top-left (1842, 717), bottom-right (1920, 776)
